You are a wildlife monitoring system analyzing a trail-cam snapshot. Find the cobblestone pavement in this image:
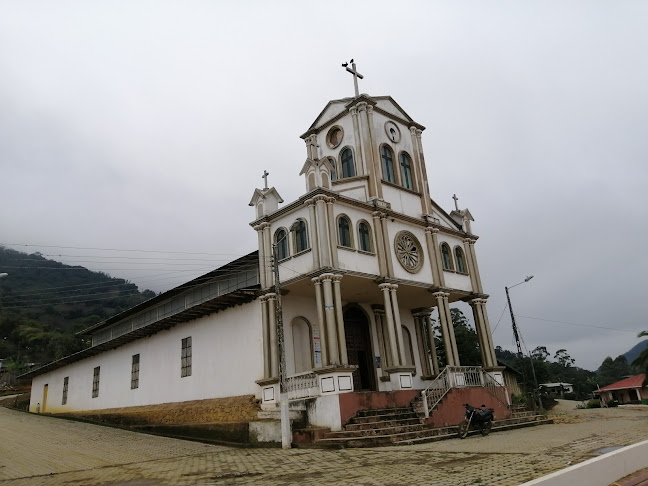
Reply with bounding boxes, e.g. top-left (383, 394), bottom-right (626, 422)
top-left (1, 406), bottom-right (647, 485)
